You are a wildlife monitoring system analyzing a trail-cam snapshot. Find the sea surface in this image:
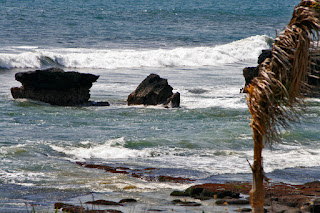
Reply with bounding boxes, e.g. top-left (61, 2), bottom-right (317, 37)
top-left (1, 0), bottom-right (319, 212)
